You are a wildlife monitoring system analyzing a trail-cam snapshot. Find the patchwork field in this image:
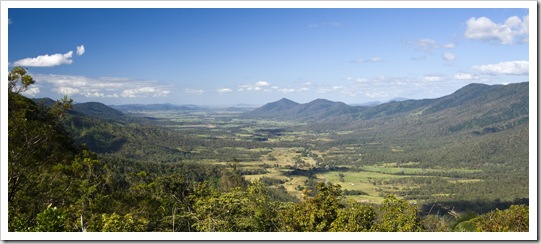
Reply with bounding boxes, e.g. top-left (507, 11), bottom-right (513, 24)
top-left (116, 107), bottom-right (524, 204)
